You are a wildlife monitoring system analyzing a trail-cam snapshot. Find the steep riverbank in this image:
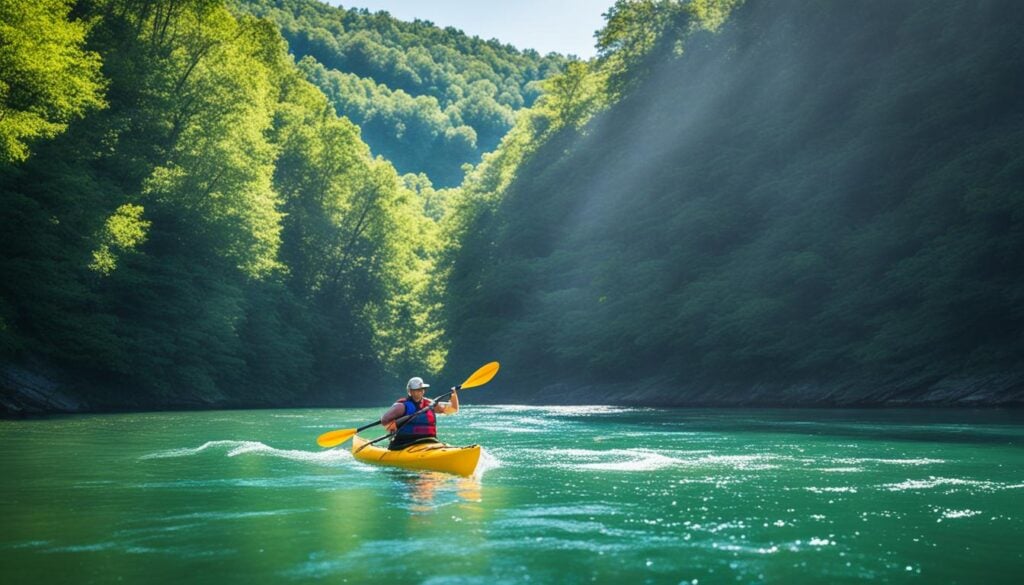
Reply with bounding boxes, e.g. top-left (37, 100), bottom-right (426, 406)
top-left (439, 0), bottom-right (1024, 406)
top-left (0, 361), bottom-right (299, 416)
top-left (5, 359), bottom-right (1022, 416)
